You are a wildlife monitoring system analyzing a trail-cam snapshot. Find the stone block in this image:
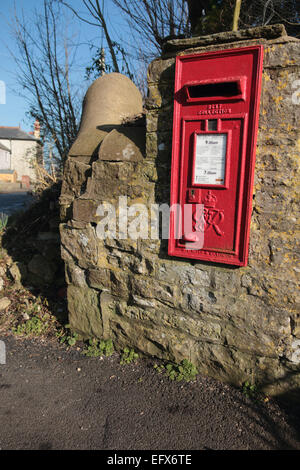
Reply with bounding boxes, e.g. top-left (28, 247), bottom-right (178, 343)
top-left (98, 127), bottom-right (144, 161)
top-left (66, 263), bottom-right (86, 287)
top-left (131, 276), bottom-right (175, 306)
top-left (87, 267), bottom-right (110, 290)
top-left (60, 223), bottom-right (98, 269)
top-left (68, 285), bottom-right (103, 338)
top-left (60, 159), bottom-right (91, 200)
top-left (72, 198), bottom-right (99, 223)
